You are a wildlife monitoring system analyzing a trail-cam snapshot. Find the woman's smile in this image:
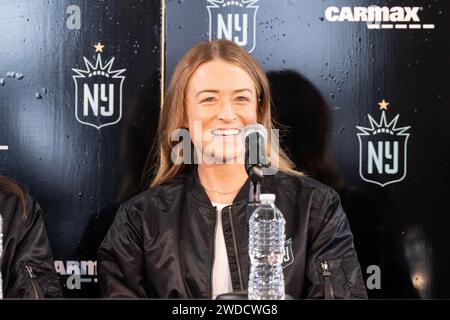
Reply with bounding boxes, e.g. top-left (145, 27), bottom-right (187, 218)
top-left (210, 127), bottom-right (242, 138)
